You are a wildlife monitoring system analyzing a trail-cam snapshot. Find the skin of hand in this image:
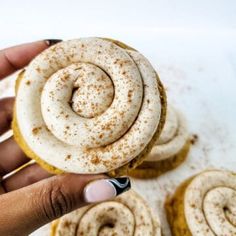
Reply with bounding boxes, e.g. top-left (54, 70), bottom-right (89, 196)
top-left (0, 40), bottom-right (131, 236)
